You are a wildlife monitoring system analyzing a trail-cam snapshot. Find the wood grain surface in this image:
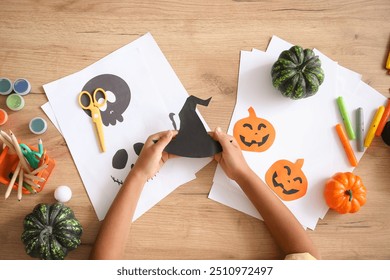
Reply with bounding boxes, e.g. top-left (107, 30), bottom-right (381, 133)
top-left (0, 0), bottom-right (389, 260)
